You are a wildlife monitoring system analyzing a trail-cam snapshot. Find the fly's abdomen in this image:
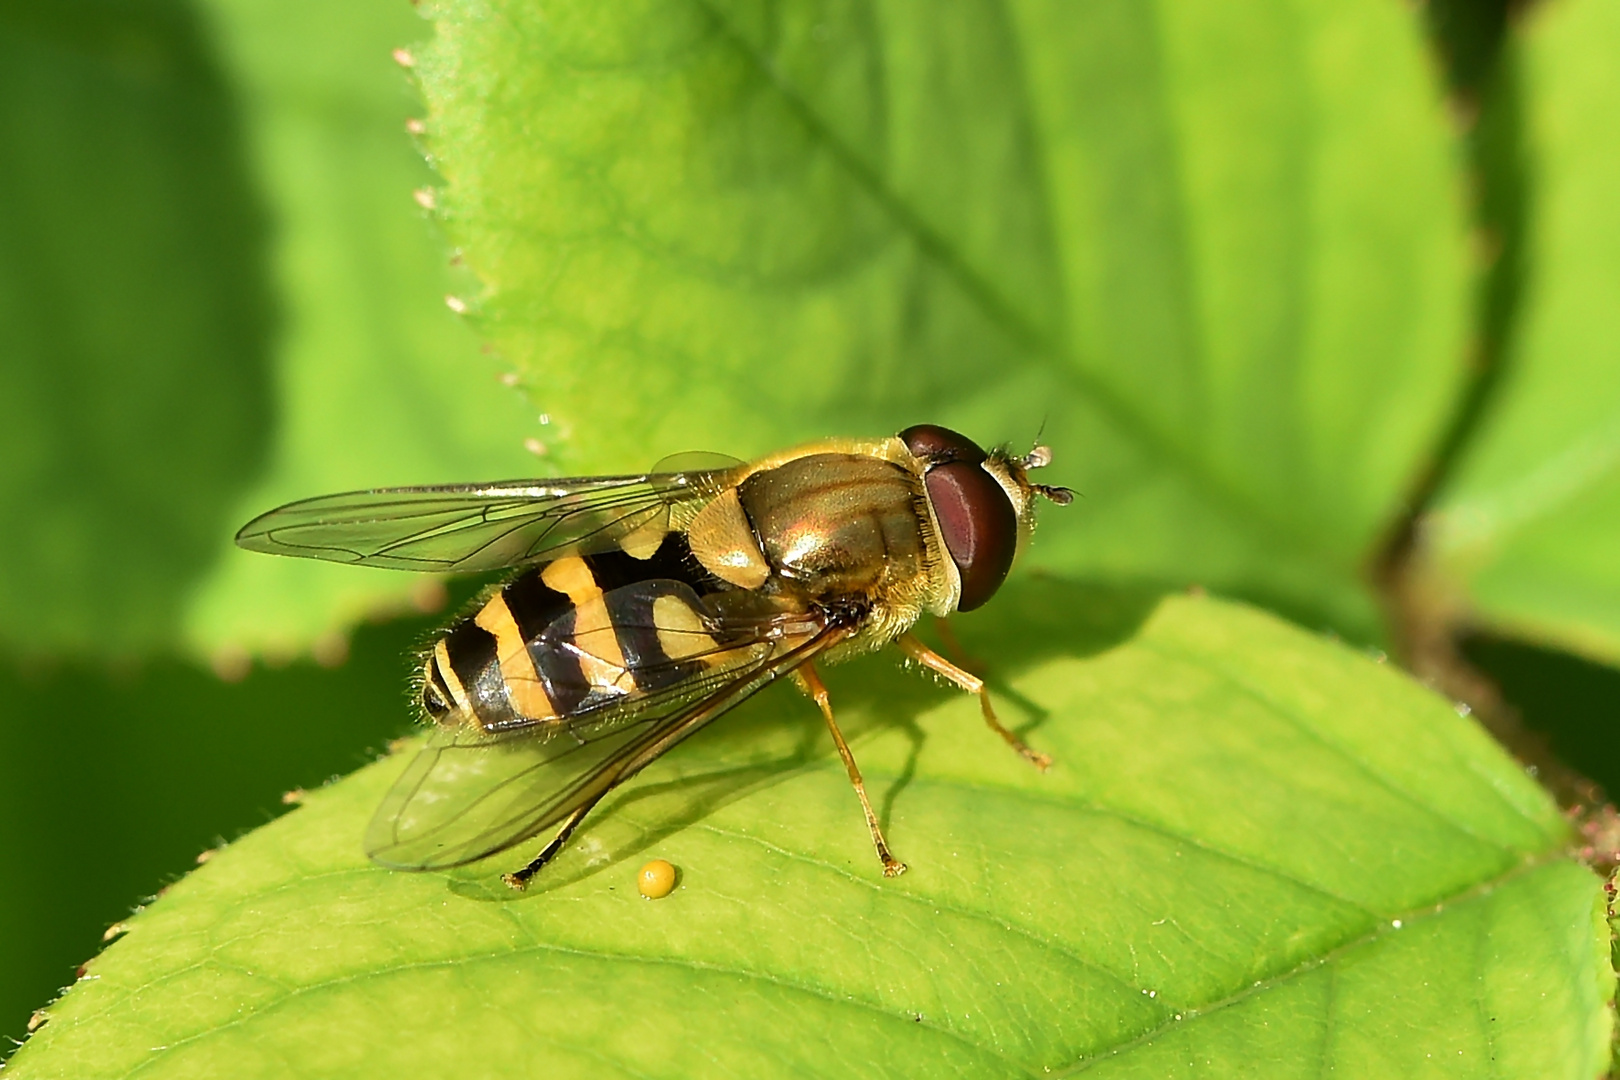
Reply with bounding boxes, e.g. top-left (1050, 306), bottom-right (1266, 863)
top-left (423, 532), bottom-right (729, 733)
